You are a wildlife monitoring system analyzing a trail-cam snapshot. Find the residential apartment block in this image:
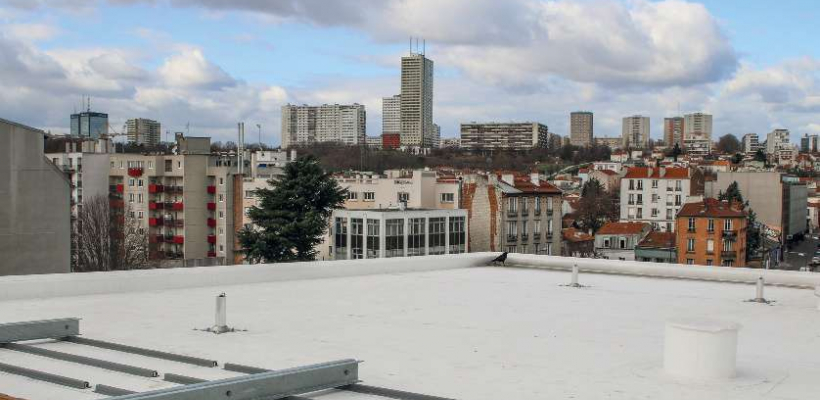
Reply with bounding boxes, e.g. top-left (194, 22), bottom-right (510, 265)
top-left (620, 167), bottom-right (692, 232)
top-left (460, 122), bottom-right (549, 151)
top-left (683, 112), bottom-right (712, 156)
top-left (621, 115), bottom-right (649, 148)
top-left (382, 94), bottom-right (401, 136)
top-left (570, 111), bottom-right (593, 147)
top-left (126, 118), bottom-right (161, 146)
top-left (336, 169), bottom-right (460, 210)
top-left (742, 133), bottom-right (761, 156)
top-left (462, 173), bottom-right (563, 255)
top-left (676, 199), bottom-right (747, 267)
top-left (664, 117), bottom-right (684, 148)
top-left (400, 52), bottom-right (434, 147)
top-left (325, 208), bottom-right (467, 260)
top-left (280, 103), bottom-right (366, 148)
top-left (800, 133), bottom-right (818, 153)
top-left (1, 118), bottom-right (71, 275)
